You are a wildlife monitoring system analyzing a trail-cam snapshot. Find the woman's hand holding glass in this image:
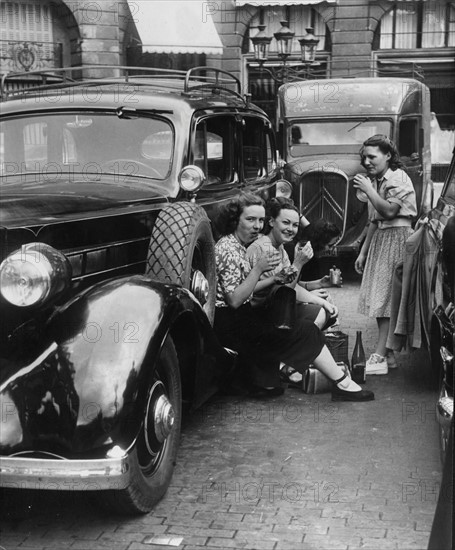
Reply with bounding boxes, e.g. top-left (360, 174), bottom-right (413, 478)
top-left (274, 265), bottom-right (298, 285)
top-left (353, 174), bottom-right (372, 202)
top-left (294, 241), bottom-right (314, 267)
top-left (255, 254), bottom-right (280, 274)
